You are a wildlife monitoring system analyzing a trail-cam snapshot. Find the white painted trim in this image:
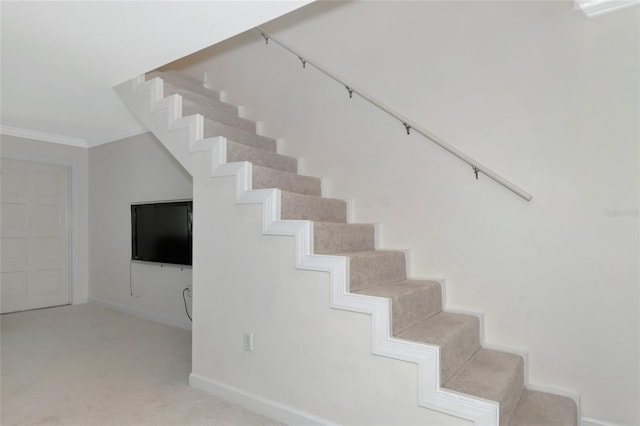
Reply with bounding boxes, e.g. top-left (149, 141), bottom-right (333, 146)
top-left (342, 197), bottom-right (354, 223)
top-left (401, 249), bottom-right (413, 277)
top-left (88, 296), bottom-right (192, 331)
top-left (255, 120), bottom-right (265, 136)
top-left (582, 417), bottom-right (630, 426)
top-left (65, 163), bottom-right (73, 305)
top-left (575, 0), bottom-right (639, 17)
top-left (189, 373), bottom-right (337, 426)
top-left (0, 123), bottom-right (149, 148)
top-left (0, 125), bottom-right (87, 147)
